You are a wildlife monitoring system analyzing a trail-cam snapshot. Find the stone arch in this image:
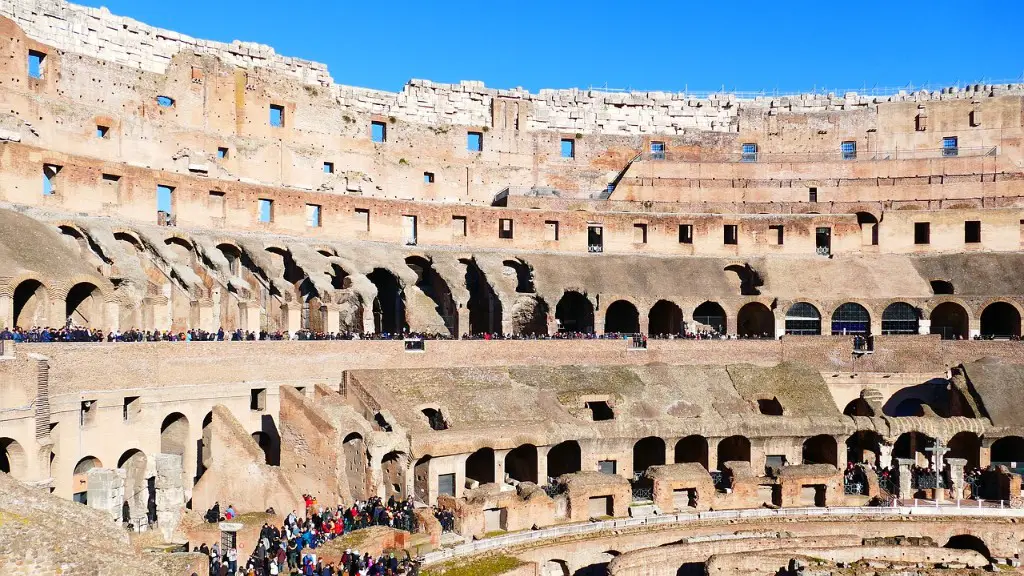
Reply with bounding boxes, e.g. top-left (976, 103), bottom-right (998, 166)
top-left (843, 398), bottom-right (874, 416)
top-left (648, 300), bottom-right (683, 336)
top-left (881, 302), bottom-right (920, 335)
top-left (604, 300), bottom-right (640, 334)
top-left (217, 243), bottom-right (243, 277)
top-left (160, 413), bottom-right (189, 456)
top-left (980, 301), bottom-right (1021, 338)
top-left (846, 431), bottom-right (882, 466)
top-left (947, 431), bottom-right (981, 469)
top-left (555, 291), bottom-right (594, 334)
top-left (502, 259), bottom-right (535, 293)
top-left (724, 264), bottom-right (762, 296)
top-left (504, 444), bottom-right (538, 484)
top-left (547, 441), bottom-right (582, 479)
top-left (12, 278), bottom-right (50, 328)
top-left (831, 302), bottom-right (870, 336)
top-left (368, 268), bottom-right (407, 335)
top-left (991, 436), bottom-right (1024, 464)
top-left (674, 435), bottom-right (709, 469)
top-left (0, 438), bottom-right (26, 478)
top-left (462, 259), bottom-right (502, 336)
top-left (944, 534), bottom-right (991, 560)
top-left (510, 295), bottom-right (548, 336)
top-left (196, 411), bottom-right (213, 483)
top-left (692, 301), bottom-right (726, 334)
top-left (737, 302), bottom-right (774, 338)
top-left (893, 431), bottom-right (934, 465)
top-left (465, 447), bottom-right (495, 485)
top-left (381, 451), bottom-right (408, 499)
top-left (405, 256), bottom-right (457, 337)
top-left (66, 281), bottom-right (103, 328)
top-left (73, 456), bottom-right (102, 502)
top-left (343, 432), bottom-right (368, 500)
top-left (856, 212), bottom-right (879, 245)
top-left (930, 301), bottom-right (969, 340)
top-left (784, 302), bottom-right (821, 335)
top-left (802, 435), bottom-right (838, 466)
top-left (717, 436), bottom-right (751, 466)
top-left (163, 236), bottom-right (195, 263)
top-left (633, 437), bottom-right (666, 476)
top-left (117, 449), bottom-right (148, 522)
